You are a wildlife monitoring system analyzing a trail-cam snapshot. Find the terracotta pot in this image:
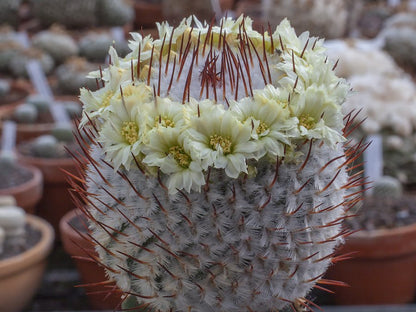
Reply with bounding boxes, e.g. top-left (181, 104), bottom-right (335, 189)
top-left (0, 80), bottom-right (31, 116)
top-left (0, 95), bottom-right (80, 143)
top-left (326, 223), bottom-right (416, 305)
top-left (0, 163), bottom-right (43, 214)
top-left (60, 209), bottom-right (121, 310)
top-left (0, 214), bottom-right (54, 312)
top-left (17, 153), bottom-right (78, 236)
top-left (134, 1), bottom-right (163, 29)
